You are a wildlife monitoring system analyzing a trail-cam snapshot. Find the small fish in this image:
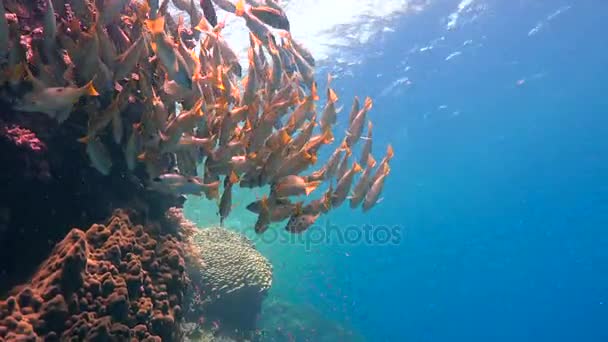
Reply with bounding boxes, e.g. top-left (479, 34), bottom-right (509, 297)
top-left (320, 75), bottom-right (340, 130)
top-left (286, 82), bottom-right (318, 132)
top-left (359, 121), bottom-right (373, 166)
top-left (114, 36), bottom-right (145, 81)
top-left (241, 50), bottom-right (258, 105)
top-left (349, 155), bottom-right (376, 208)
top-left (149, 173), bottom-right (220, 198)
top-left (285, 208), bottom-right (319, 234)
top-left (370, 144), bottom-right (394, 185)
top-left (15, 67), bottom-right (99, 123)
top-left (285, 33), bottom-right (315, 67)
top-left (218, 171), bottom-right (239, 225)
top-left (266, 34), bottom-right (284, 91)
top-left (303, 187), bottom-right (332, 215)
top-left (212, 0), bottom-right (236, 13)
top-left (288, 118), bottom-right (316, 153)
top-left (335, 147), bottom-right (351, 182)
top-left (145, 16), bottom-right (192, 88)
top-left (362, 164), bottom-right (390, 212)
top-left (85, 137), bottom-right (113, 175)
top-left (272, 149), bottom-right (317, 181)
top-left (101, 0), bottom-right (131, 25)
top-left (324, 140), bottom-right (348, 180)
top-left (247, 197), bottom-right (291, 214)
top-left (287, 39), bottom-right (315, 87)
top-left (42, 0), bottom-right (57, 60)
top-left (348, 96), bottom-right (360, 126)
top-left (303, 128), bottom-right (334, 154)
top-left (125, 124), bottom-right (142, 171)
top-left (78, 95), bottom-right (124, 142)
top-left (271, 175), bottom-right (321, 198)
top-left (235, 0), bottom-right (273, 45)
top-left (254, 197), bottom-right (271, 234)
top-left (331, 162), bottom-right (363, 207)
top-left (249, 5), bottom-right (290, 31)
top-left (346, 97), bottom-right (372, 147)
top-left (200, 0), bottom-right (218, 27)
